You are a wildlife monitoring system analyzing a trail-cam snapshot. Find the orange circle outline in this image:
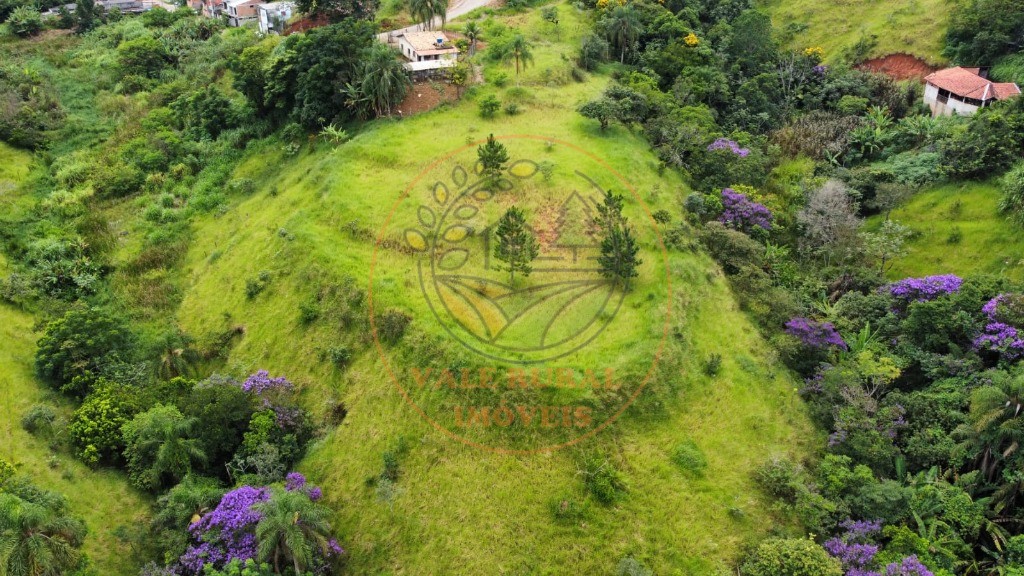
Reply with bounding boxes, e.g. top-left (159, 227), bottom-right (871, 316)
top-left (368, 134), bottom-right (674, 455)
